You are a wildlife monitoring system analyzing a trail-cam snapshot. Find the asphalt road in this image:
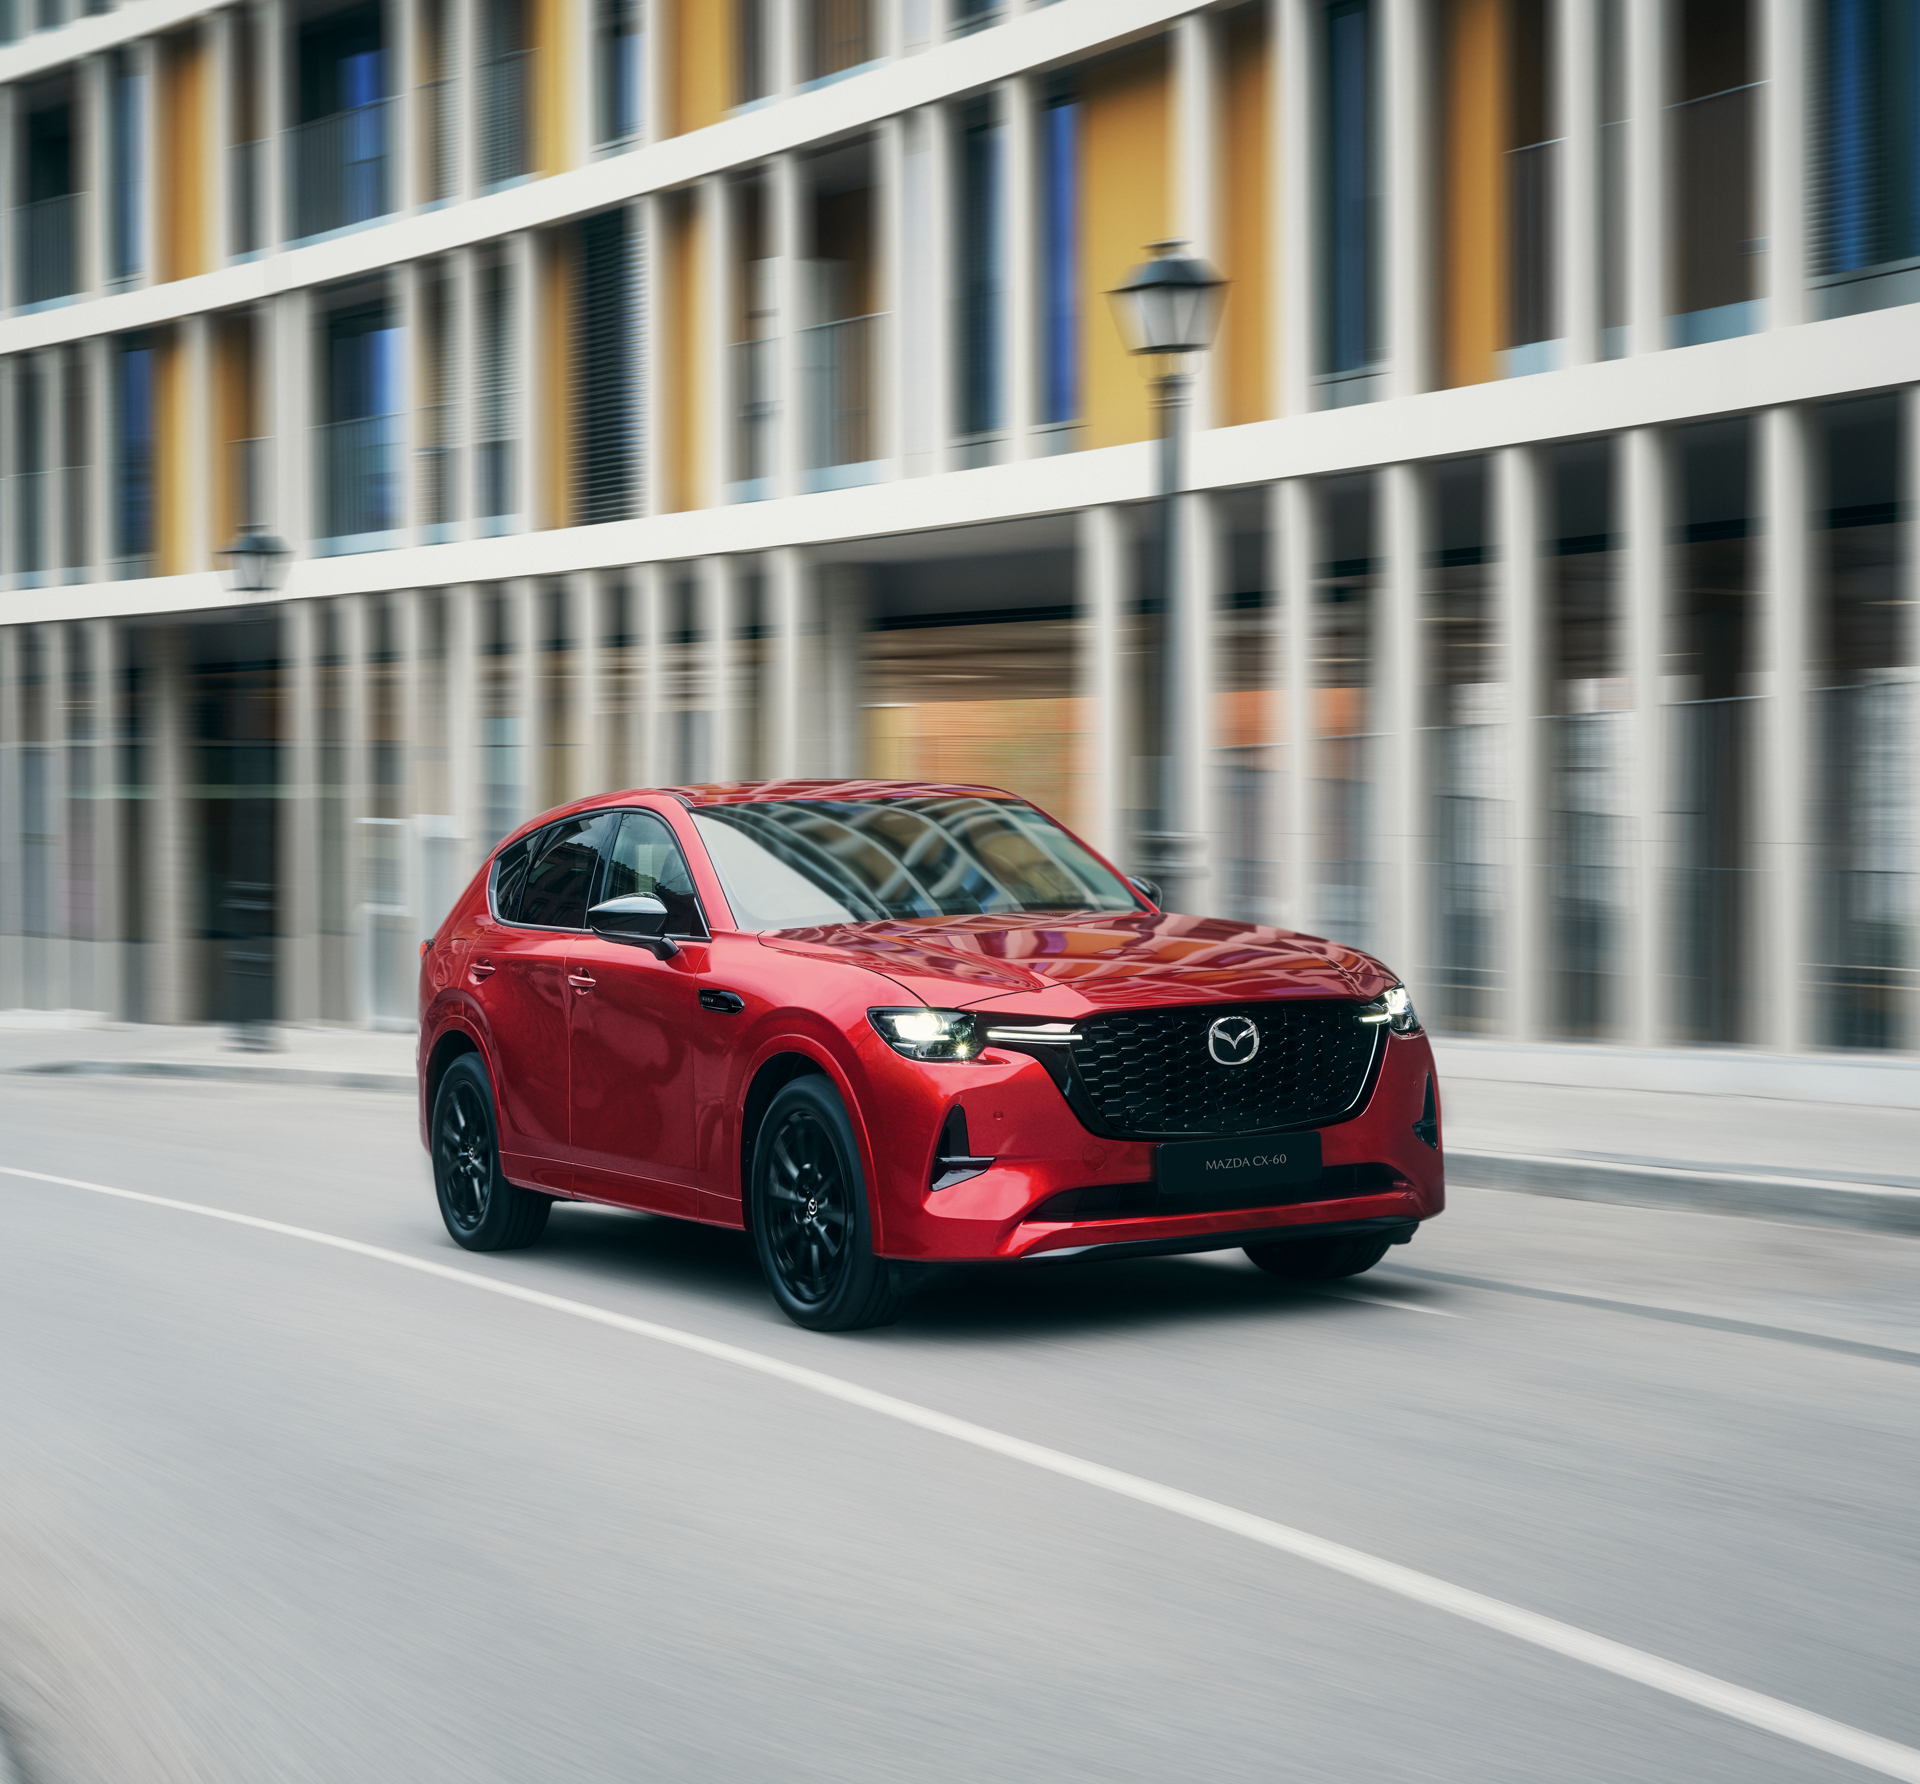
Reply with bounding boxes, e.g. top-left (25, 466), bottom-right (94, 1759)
top-left (2, 1072), bottom-right (1917, 1784)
